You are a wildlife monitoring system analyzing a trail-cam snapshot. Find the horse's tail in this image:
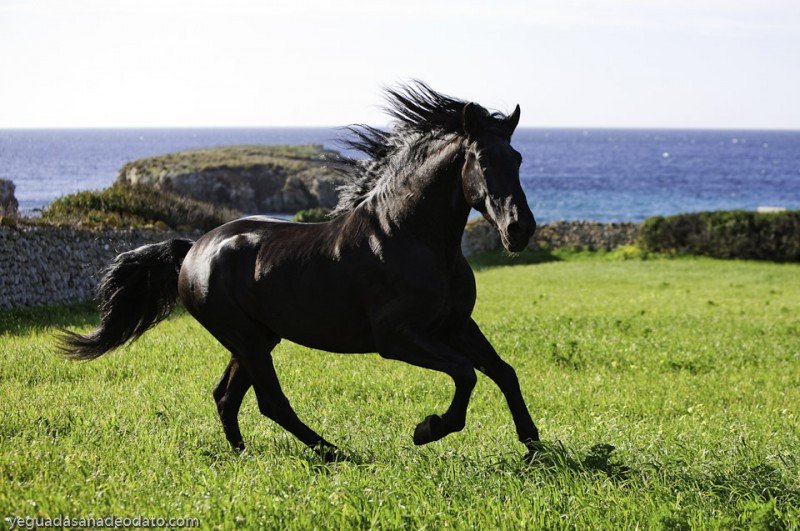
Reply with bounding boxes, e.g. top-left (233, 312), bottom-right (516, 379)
top-left (57, 238), bottom-right (194, 360)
